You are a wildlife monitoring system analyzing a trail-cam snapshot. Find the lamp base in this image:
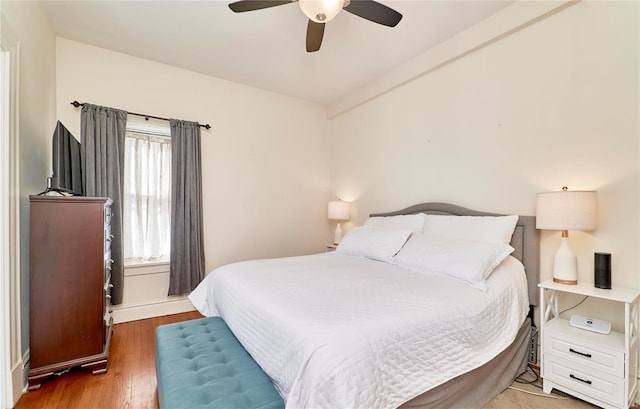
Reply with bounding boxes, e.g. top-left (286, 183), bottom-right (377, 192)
top-left (553, 277), bottom-right (578, 285)
top-left (552, 235), bottom-right (579, 285)
top-left (333, 222), bottom-right (343, 245)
